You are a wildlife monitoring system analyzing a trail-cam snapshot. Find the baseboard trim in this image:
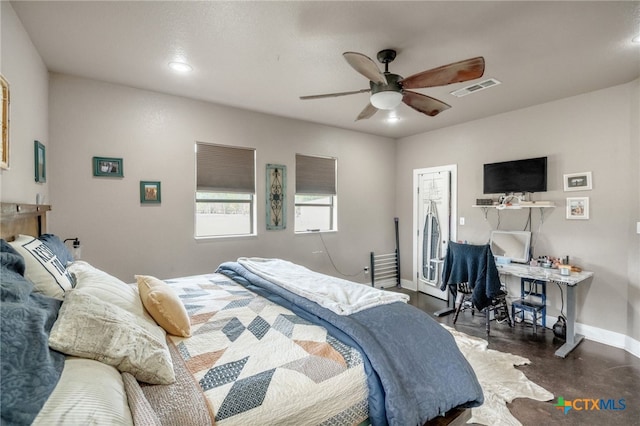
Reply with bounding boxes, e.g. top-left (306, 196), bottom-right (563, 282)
top-left (543, 314), bottom-right (640, 359)
top-left (400, 278), bottom-right (416, 291)
top-left (376, 279), bottom-right (405, 289)
top-left (574, 320), bottom-right (640, 359)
